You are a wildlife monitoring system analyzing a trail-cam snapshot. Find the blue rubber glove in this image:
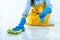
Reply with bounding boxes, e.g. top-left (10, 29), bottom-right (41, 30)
top-left (39, 7), bottom-right (51, 18)
top-left (40, 18), bottom-right (44, 22)
top-left (13, 17), bottom-right (26, 31)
